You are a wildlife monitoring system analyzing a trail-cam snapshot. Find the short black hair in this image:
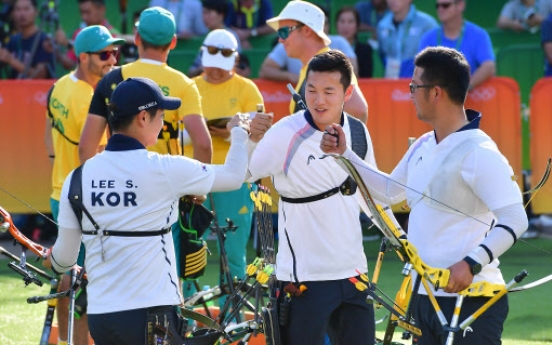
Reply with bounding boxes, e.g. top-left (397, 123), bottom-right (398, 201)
top-left (414, 47), bottom-right (470, 105)
top-left (203, 0), bottom-right (228, 17)
top-left (306, 50), bottom-right (353, 91)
